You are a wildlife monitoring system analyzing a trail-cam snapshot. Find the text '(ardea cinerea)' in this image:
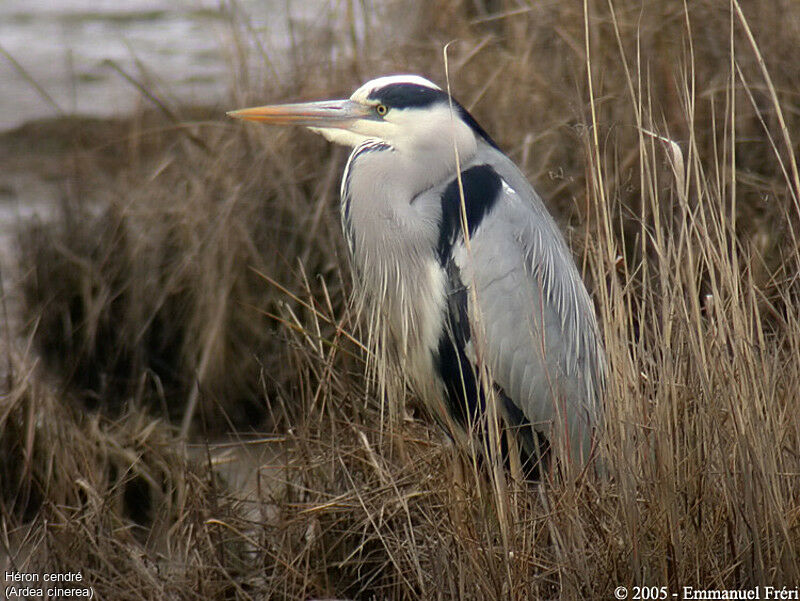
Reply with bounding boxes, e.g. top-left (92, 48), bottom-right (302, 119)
top-left (229, 75), bottom-right (605, 478)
